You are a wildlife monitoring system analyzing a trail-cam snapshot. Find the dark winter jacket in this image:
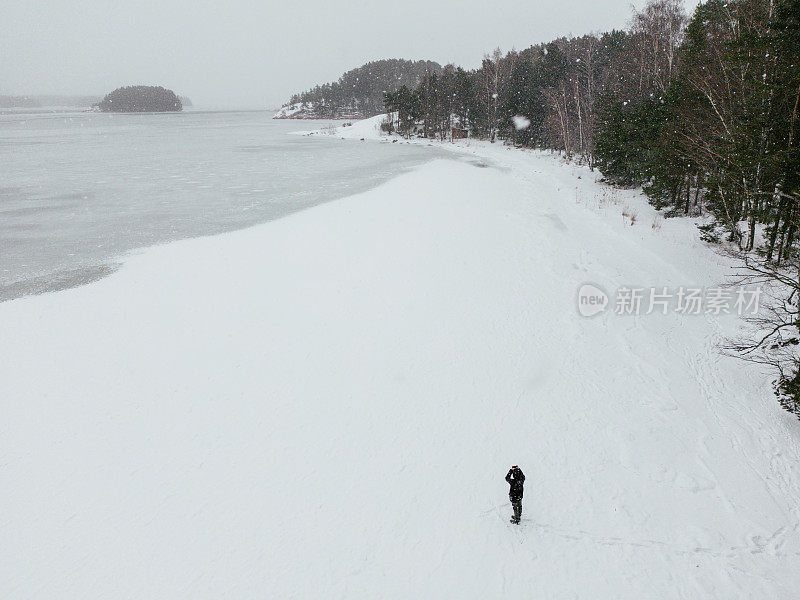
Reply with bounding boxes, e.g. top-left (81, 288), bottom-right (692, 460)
top-left (506, 467), bottom-right (525, 501)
